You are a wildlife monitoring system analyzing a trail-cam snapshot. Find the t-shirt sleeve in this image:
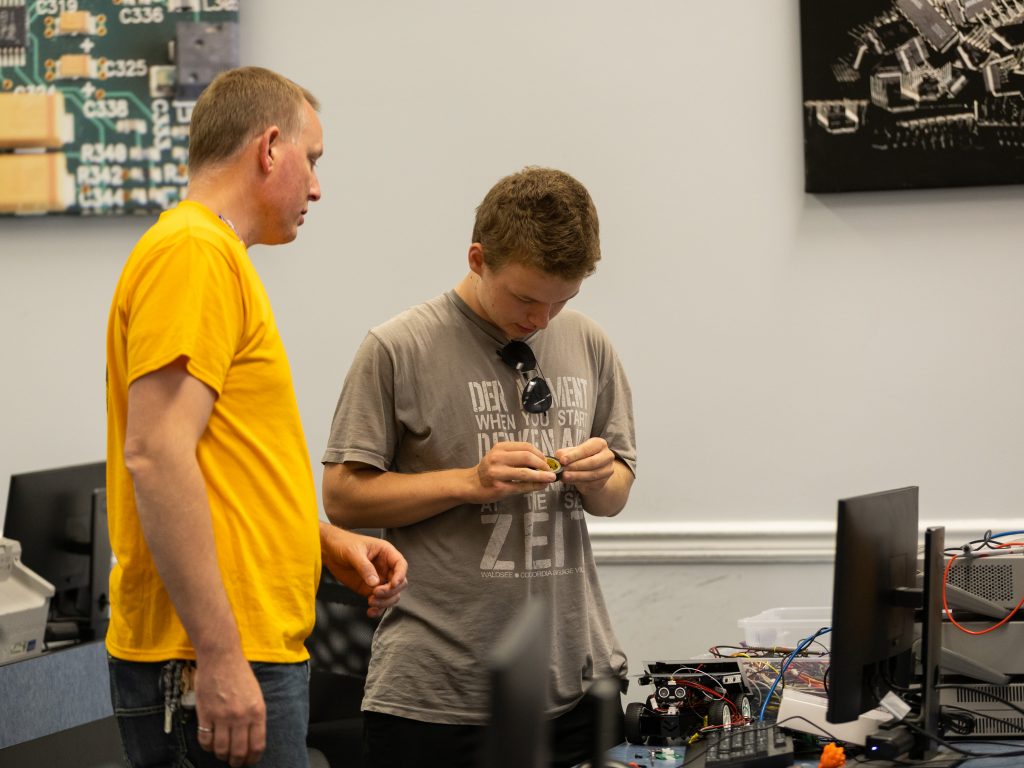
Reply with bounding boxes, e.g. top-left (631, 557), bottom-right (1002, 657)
top-left (125, 234), bottom-right (242, 395)
top-left (592, 334), bottom-right (637, 478)
top-left (322, 332), bottom-right (399, 470)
